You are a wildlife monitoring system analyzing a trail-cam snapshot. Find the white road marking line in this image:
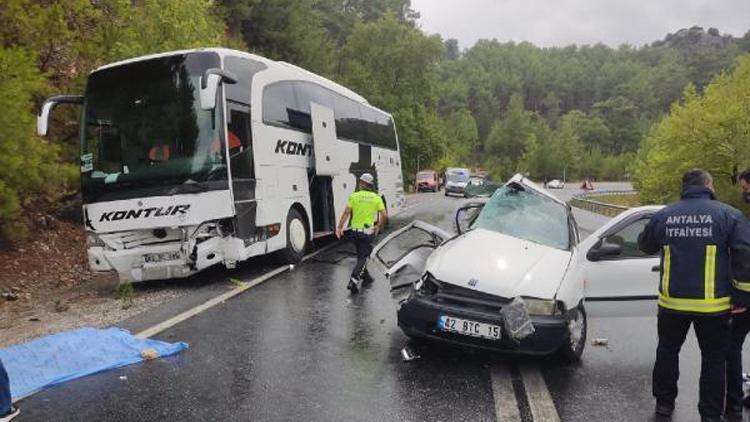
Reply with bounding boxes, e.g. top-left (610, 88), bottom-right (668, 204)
top-left (491, 364), bottom-right (522, 422)
top-left (520, 365), bottom-right (560, 422)
top-left (135, 242), bottom-right (340, 339)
